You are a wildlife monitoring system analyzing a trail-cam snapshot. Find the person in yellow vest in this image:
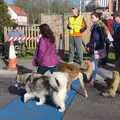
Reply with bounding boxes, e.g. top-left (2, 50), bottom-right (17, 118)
top-left (67, 7), bottom-right (87, 65)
